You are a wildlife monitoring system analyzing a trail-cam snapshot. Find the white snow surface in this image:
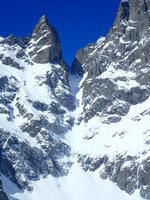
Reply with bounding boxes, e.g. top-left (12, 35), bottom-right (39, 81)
top-left (0, 40), bottom-right (148, 199)
top-left (2, 74), bottom-right (147, 200)
top-left (66, 75), bottom-right (150, 159)
top-left (0, 40), bottom-right (72, 149)
top-left (2, 163), bottom-right (143, 200)
top-left (0, 61), bottom-right (65, 148)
